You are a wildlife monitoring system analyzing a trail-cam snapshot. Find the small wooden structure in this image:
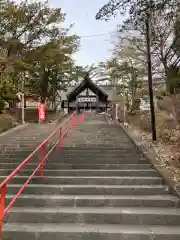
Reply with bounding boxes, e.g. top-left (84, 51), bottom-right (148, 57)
top-left (61, 73), bottom-right (111, 113)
